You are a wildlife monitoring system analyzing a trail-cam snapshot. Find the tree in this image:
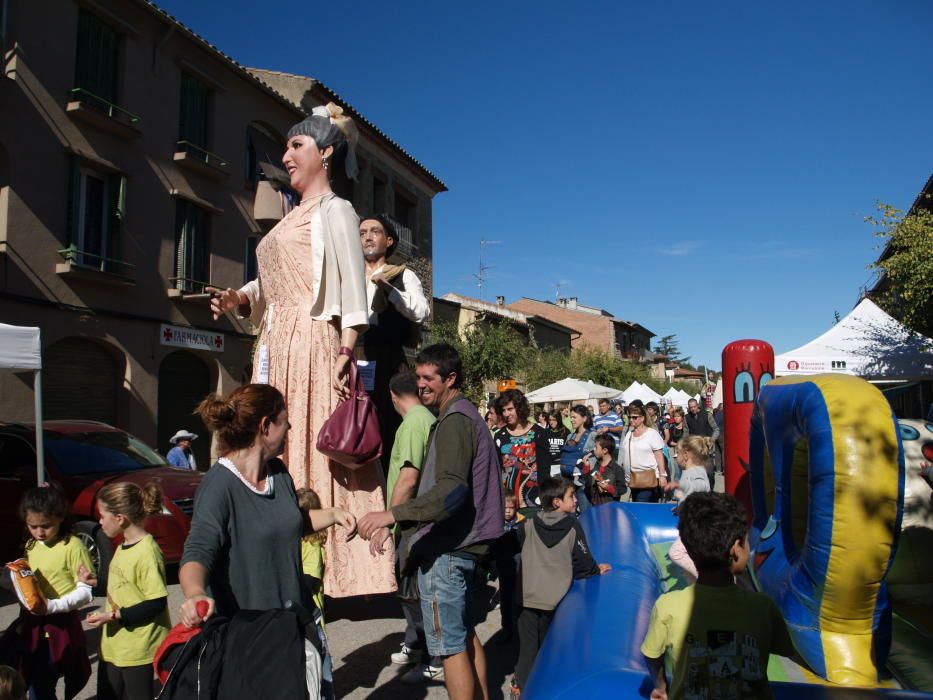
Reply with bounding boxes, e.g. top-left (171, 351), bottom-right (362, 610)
top-left (867, 199), bottom-right (933, 337)
top-left (653, 334), bottom-right (691, 365)
top-left (427, 319), bottom-right (528, 406)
